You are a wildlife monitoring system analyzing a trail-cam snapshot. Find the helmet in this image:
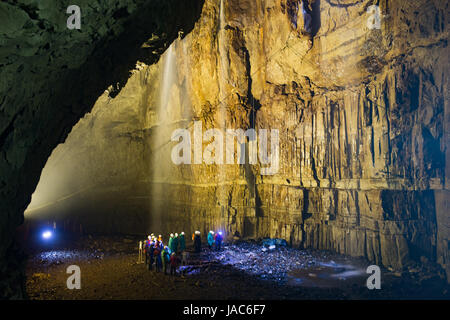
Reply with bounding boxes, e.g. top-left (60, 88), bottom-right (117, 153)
top-left (175, 233), bottom-right (178, 237)
top-left (181, 232), bottom-right (185, 235)
top-left (148, 235), bottom-right (151, 239)
top-left (170, 233), bottom-right (174, 237)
